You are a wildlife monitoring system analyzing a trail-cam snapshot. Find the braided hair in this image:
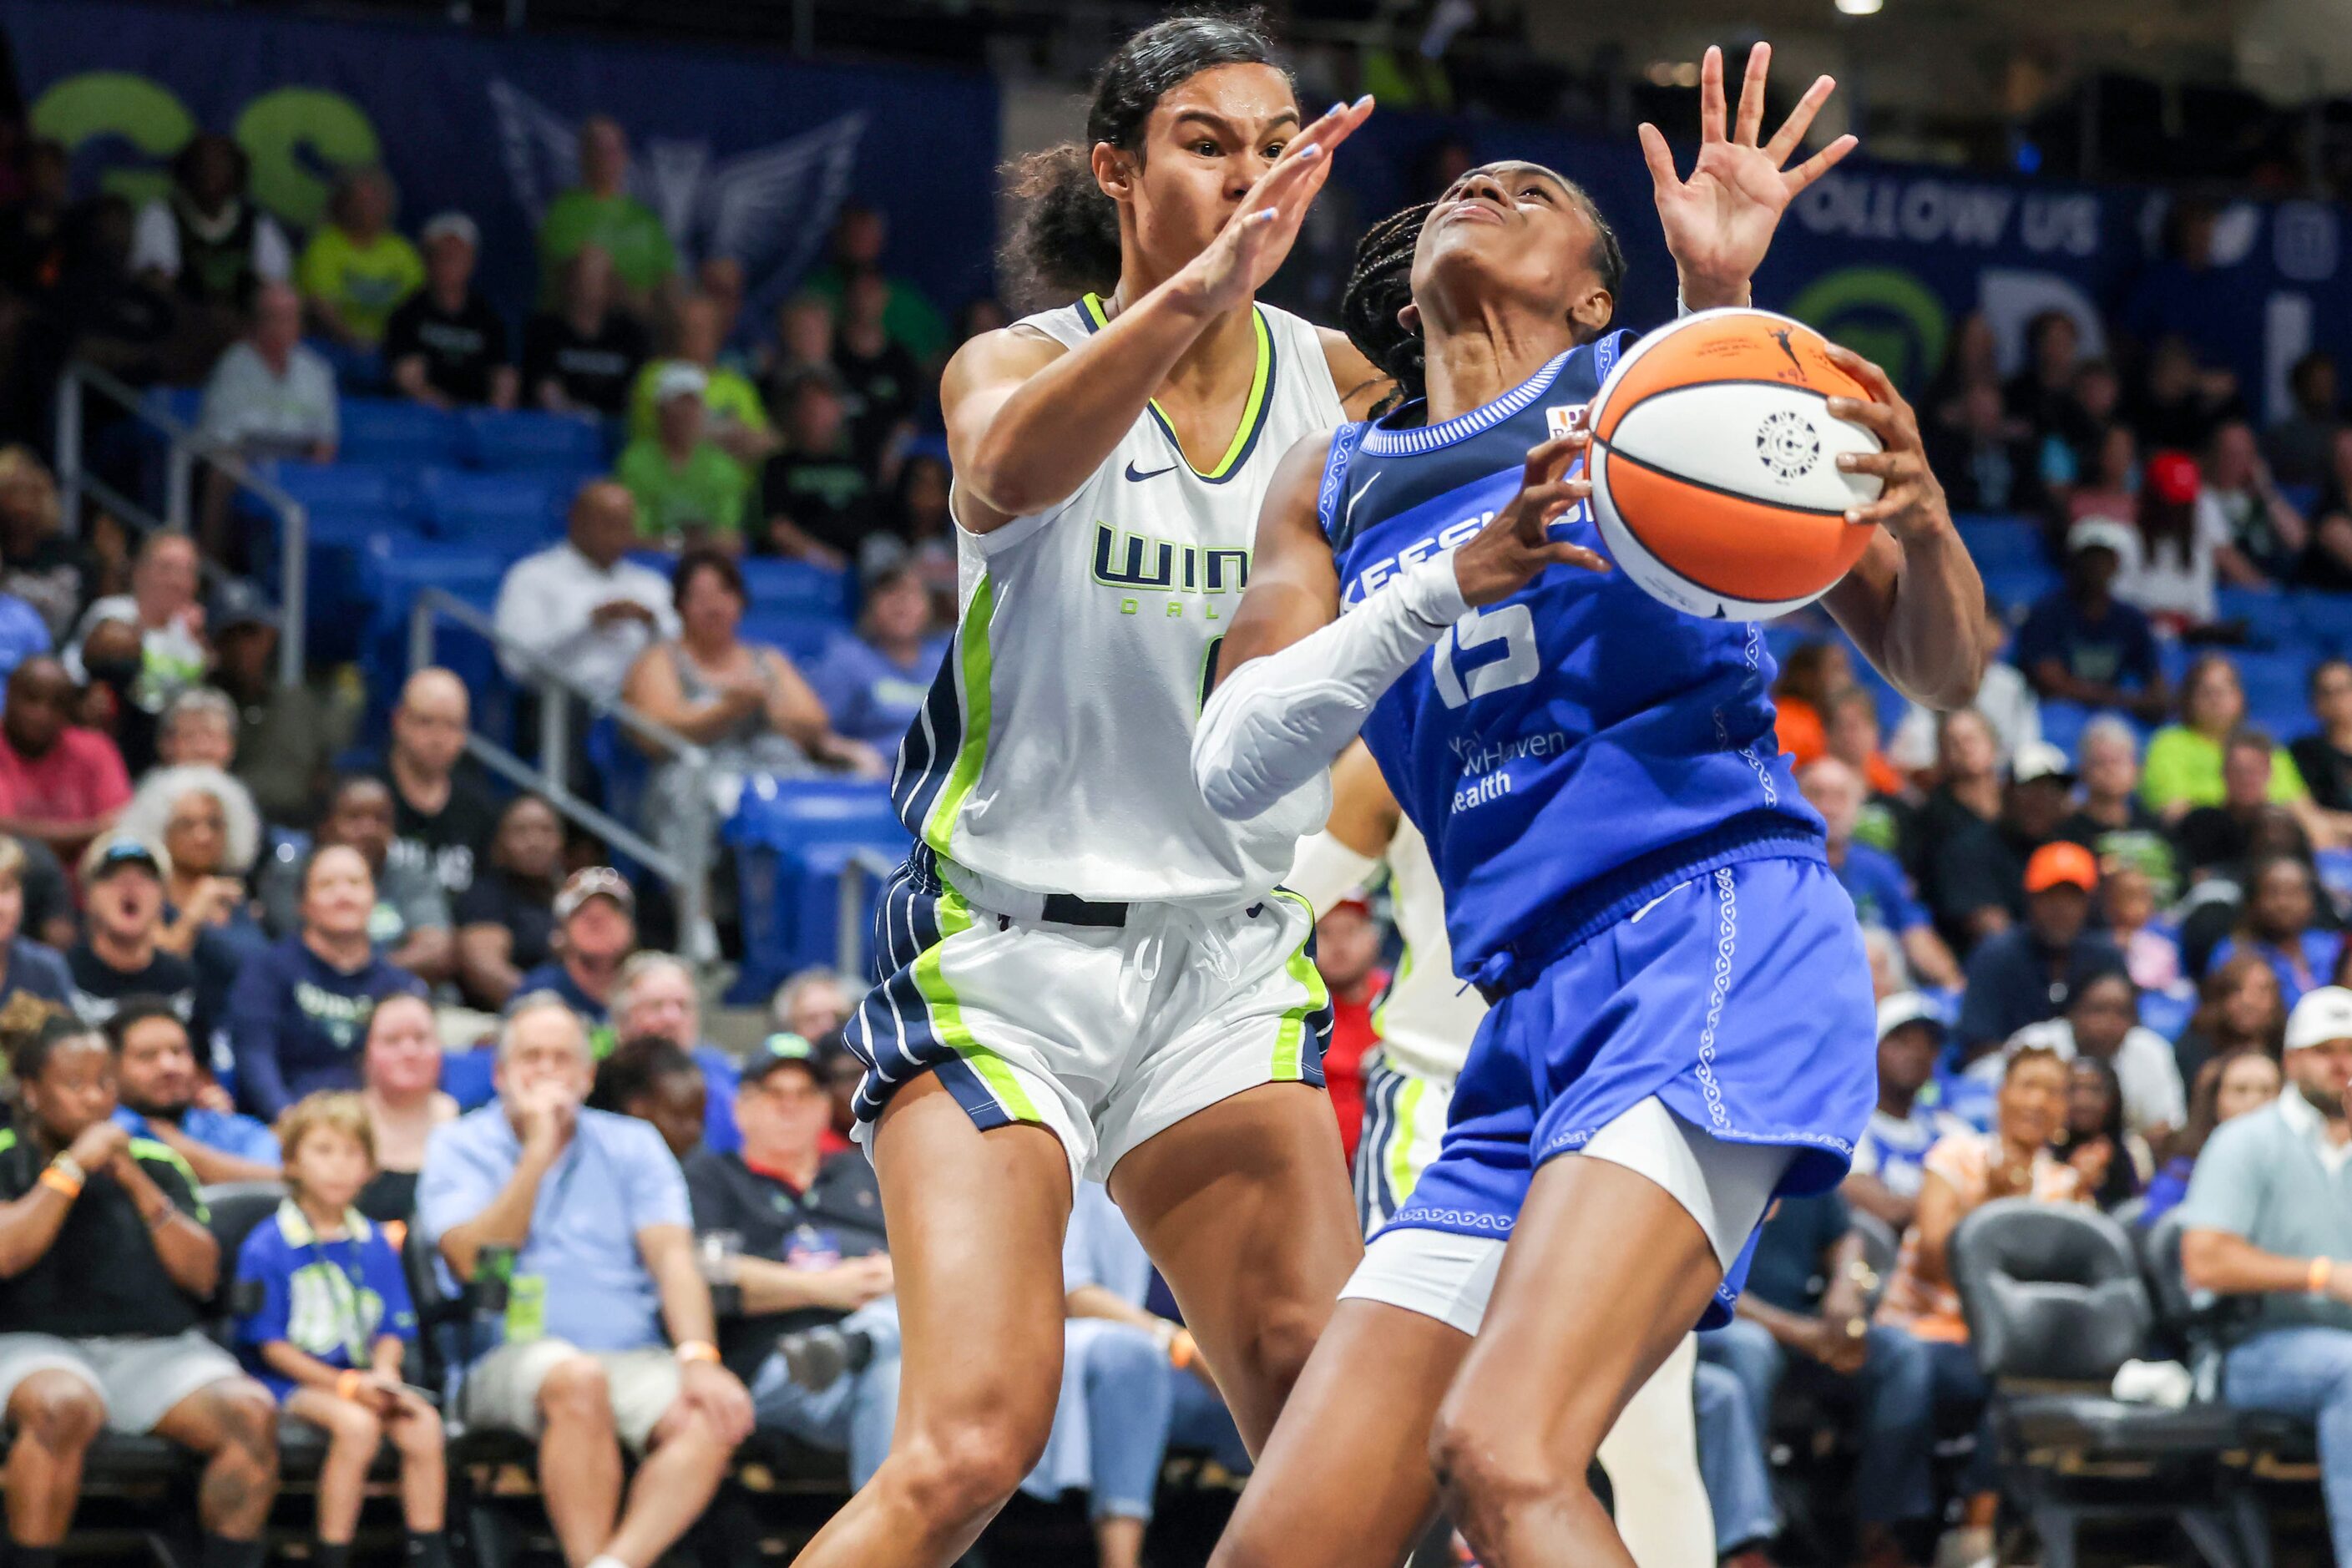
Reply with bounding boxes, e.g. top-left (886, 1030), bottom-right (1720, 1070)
top-left (1340, 166), bottom-right (1627, 413)
top-left (1340, 201), bottom-right (1434, 413)
top-left (1002, 8), bottom-right (1290, 306)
